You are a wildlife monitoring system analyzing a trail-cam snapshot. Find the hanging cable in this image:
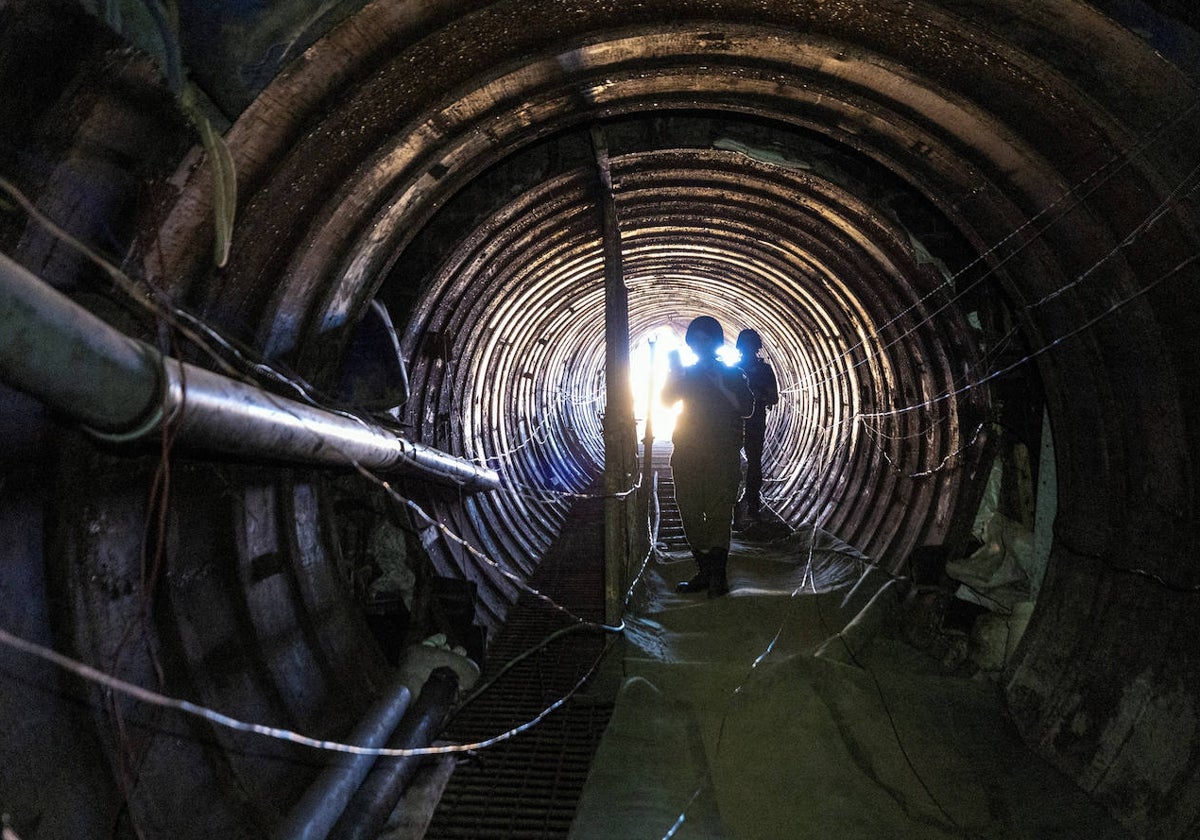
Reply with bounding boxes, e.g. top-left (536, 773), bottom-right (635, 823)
top-left (0, 625), bottom-right (618, 759)
top-left (791, 99), bottom-right (1200, 395)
